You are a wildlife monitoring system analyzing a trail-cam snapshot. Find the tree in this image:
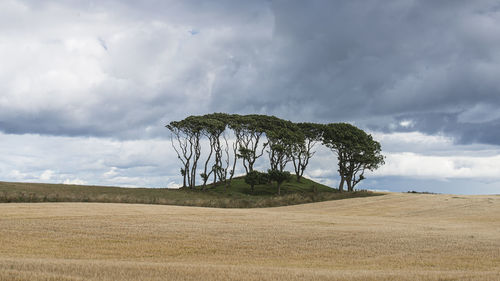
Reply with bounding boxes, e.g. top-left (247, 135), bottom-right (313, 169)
top-left (168, 114), bottom-right (385, 193)
top-left (342, 134), bottom-right (384, 191)
top-left (196, 113), bottom-right (240, 189)
top-left (262, 116), bottom-right (301, 172)
top-left (166, 117), bottom-right (204, 189)
top-left (224, 114), bottom-right (245, 188)
top-left (208, 113), bottom-right (232, 187)
top-left (233, 115), bottom-right (267, 173)
top-left (322, 123), bottom-right (384, 192)
top-left (244, 170), bottom-right (268, 193)
top-left (291, 122), bottom-right (324, 182)
top-left (166, 121), bottom-right (191, 188)
top-left (268, 169), bottom-right (291, 195)
top-left (199, 116), bottom-right (226, 190)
